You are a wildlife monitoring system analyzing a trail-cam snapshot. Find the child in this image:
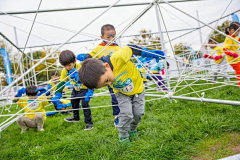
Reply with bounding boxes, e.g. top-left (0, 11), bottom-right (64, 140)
top-left (77, 24), bottom-right (120, 126)
top-left (52, 50), bottom-right (93, 130)
top-left (205, 39), bottom-right (229, 82)
top-left (47, 71), bottom-right (59, 96)
top-left (78, 45), bottom-right (163, 145)
top-left (16, 86), bottom-right (48, 134)
top-left (223, 22), bottom-right (240, 87)
top-left (150, 60), bottom-right (168, 92)
top-left (46, 71), bottom-right (72, 116)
